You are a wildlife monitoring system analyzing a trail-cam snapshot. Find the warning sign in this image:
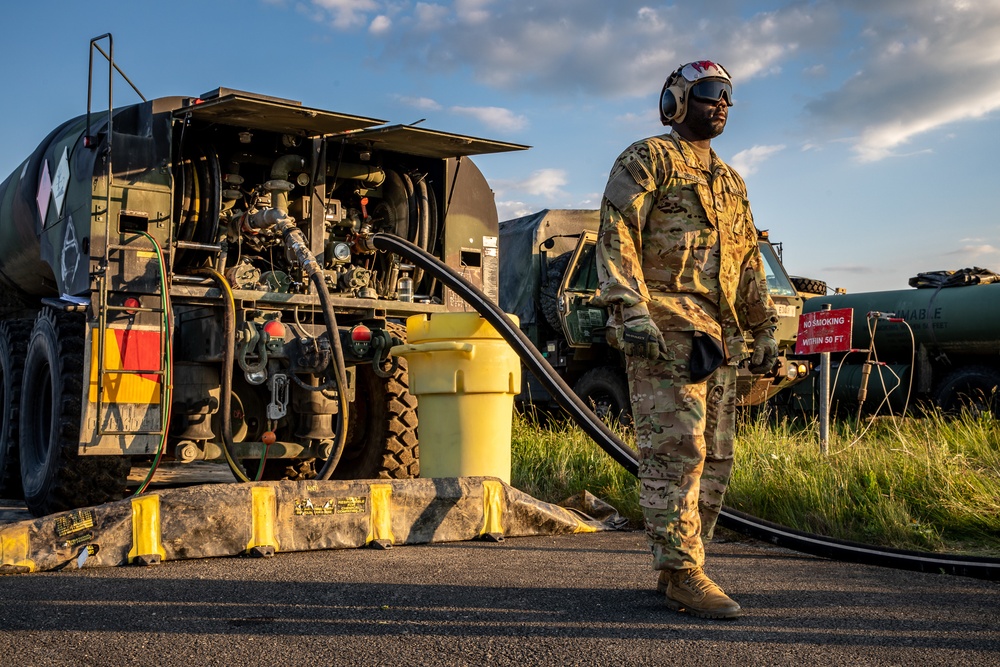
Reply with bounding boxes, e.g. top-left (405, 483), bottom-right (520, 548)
top-left (795, 308), bottom-right (853, 355)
